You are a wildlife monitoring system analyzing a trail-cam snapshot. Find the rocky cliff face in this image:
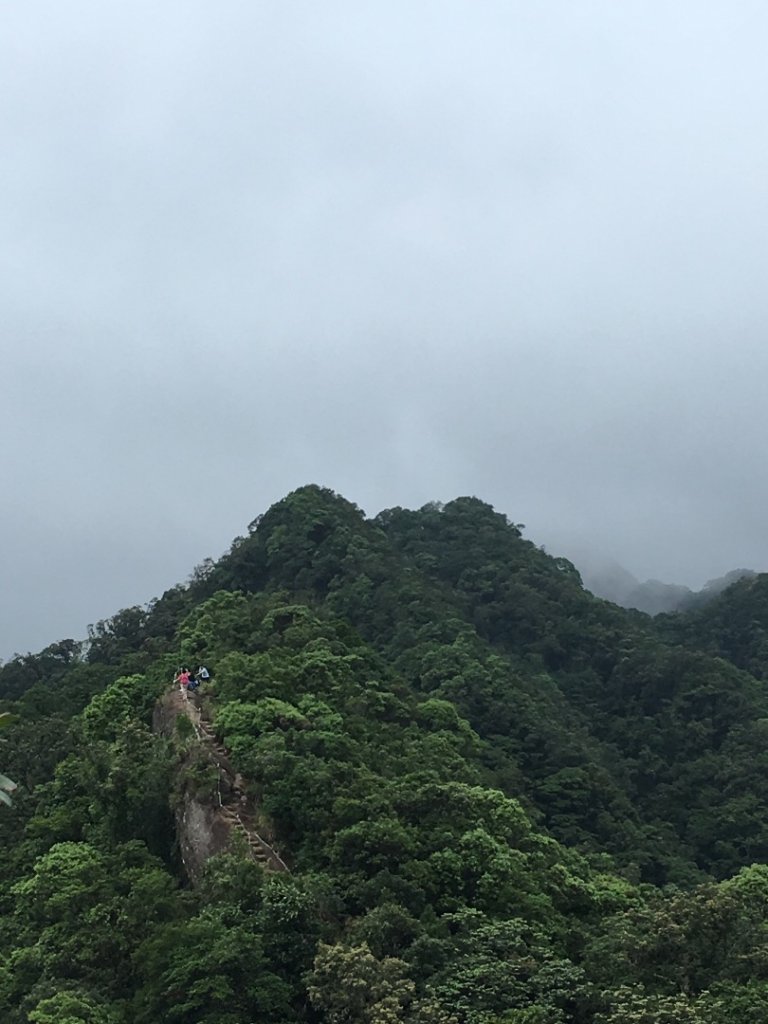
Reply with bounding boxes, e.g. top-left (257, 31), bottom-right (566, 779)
top-left (175, 787), bottom-right (235, 884)
top-left (152, 689), bottom-right (230, 883)
top-left (153, 688), bottom-right (288, 884)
